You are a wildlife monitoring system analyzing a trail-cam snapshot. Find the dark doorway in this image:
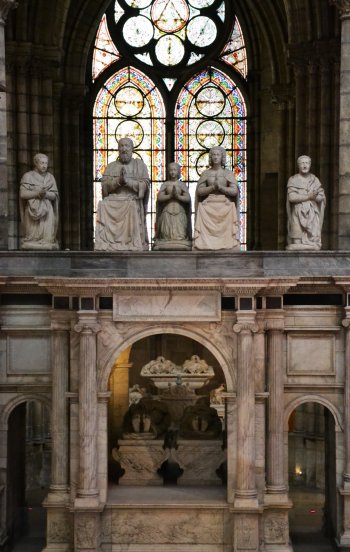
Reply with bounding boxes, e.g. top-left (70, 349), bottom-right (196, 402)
top-left (288, 402), bottom-right (337, 550)
top-left (6, 401), bottom-right (50, 550)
